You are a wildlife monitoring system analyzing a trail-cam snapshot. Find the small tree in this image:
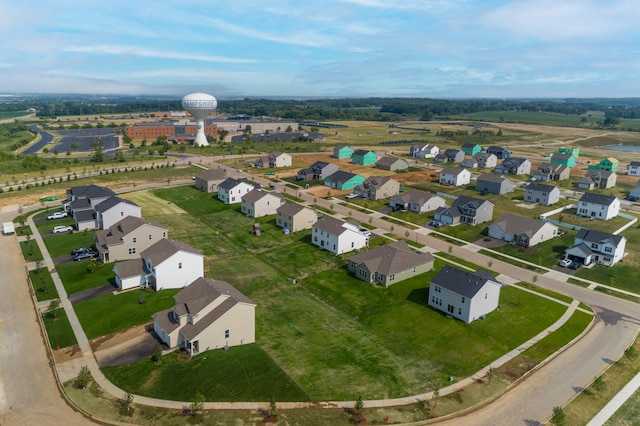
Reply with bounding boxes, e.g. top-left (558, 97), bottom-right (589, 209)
top-left (269, 395), bottom-right (277, 417)
top-left (549, 406), bottom-right (566, 426)
top-left (592, 375), bottom-right (607, 394)
top-left (433, 388), bottom-right (440, 410)
top-left (353, 394), bottom-right (364, 423)
top-left (624, 345), bottom-right (638, 362)
top-left (486, 366), bottom-right (494, 384)
top-left (117, 392), bottom-right (134, 413)
top-left (190, 391), bottom-right (205, 416)
top-left (74, 365), bottom-right (92, 389)
top-left (48, 299), bottom-right (60, 318)
top-left (152, 346), bottom-right (163, 363)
